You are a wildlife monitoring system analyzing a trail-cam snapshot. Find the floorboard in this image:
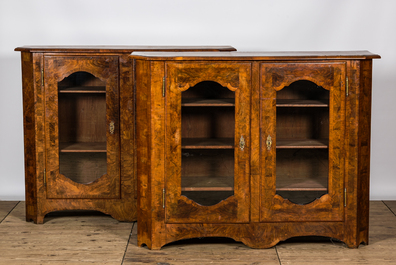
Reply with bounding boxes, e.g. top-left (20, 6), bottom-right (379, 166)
top-left (0, 202), bottom-right (133, 265)
top-left (123, 225), bottom-right (280, 265)
top-left (383, 201), bottom-right (396, 216)
top-left (275, 201), bottom-right (396, 265)
top-left (0, 201), bottom-right (18, 222)
top-left (0, 201), bottom-right (395, 265)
